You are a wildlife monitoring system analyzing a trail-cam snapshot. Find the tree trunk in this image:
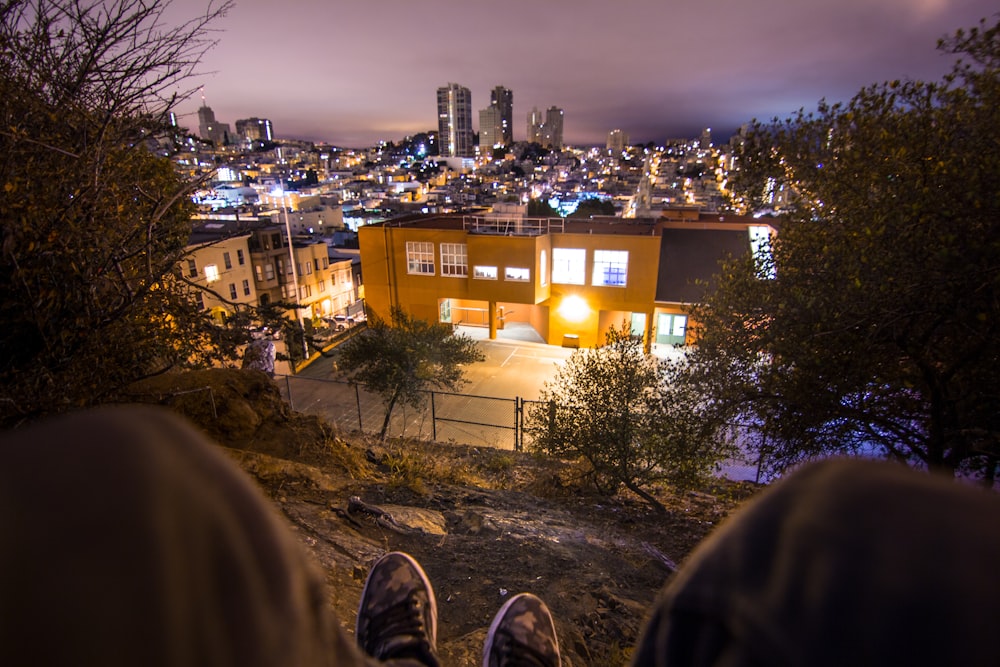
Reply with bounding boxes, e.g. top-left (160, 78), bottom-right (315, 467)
top-left (378, 389), bottom-right (402, 441)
